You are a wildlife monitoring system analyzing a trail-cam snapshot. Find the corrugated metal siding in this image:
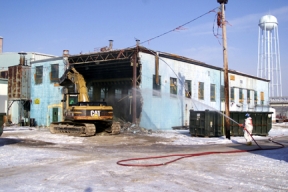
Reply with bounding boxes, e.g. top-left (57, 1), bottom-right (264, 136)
top-left (8, 65), bottom-right (30, 100)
